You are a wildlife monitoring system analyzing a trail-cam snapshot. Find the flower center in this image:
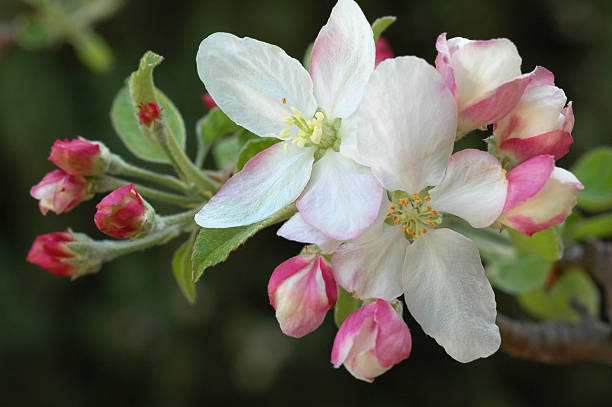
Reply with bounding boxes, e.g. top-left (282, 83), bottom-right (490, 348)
top-left (384, 191), bottom-right (442, 241)
top-left (281, 107), bottom-right (341, 159)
